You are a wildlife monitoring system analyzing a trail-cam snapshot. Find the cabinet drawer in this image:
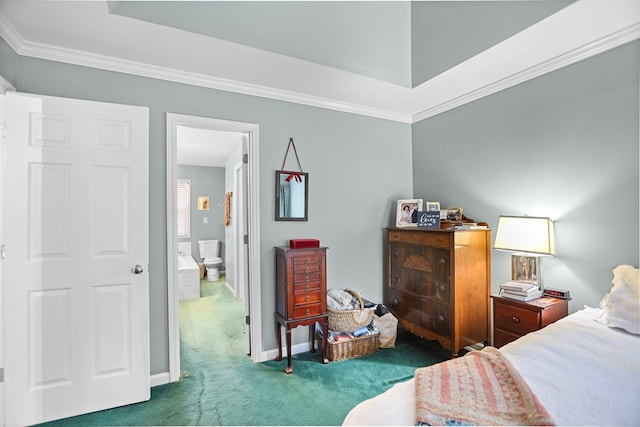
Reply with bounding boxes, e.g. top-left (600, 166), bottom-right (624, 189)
top-left (293, 303), bottom-right (322, 319)
top-left (293, 254), bottom-right (322, 265)
top-left (293, 280), bottom-right (321, 294)
top-left (293, 290), bottom-right (321, 305)
top-left (494, 302), bottom-right (540, 335)
top-left (293, 271), bottom-right (321, 285)
top-left (293, 262), bottom-right (321, 274)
